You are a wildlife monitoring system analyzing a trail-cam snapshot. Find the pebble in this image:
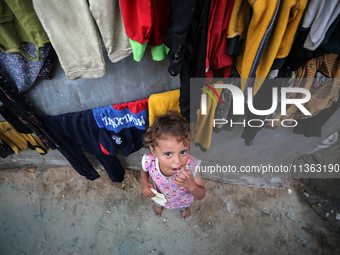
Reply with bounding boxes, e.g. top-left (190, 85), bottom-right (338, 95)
top-left (336, 213), bottom-right (340, 220)
top-left (227, 202), bottom-right (233, 212)
top-left (26, 167), bottom-right (37, 172)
